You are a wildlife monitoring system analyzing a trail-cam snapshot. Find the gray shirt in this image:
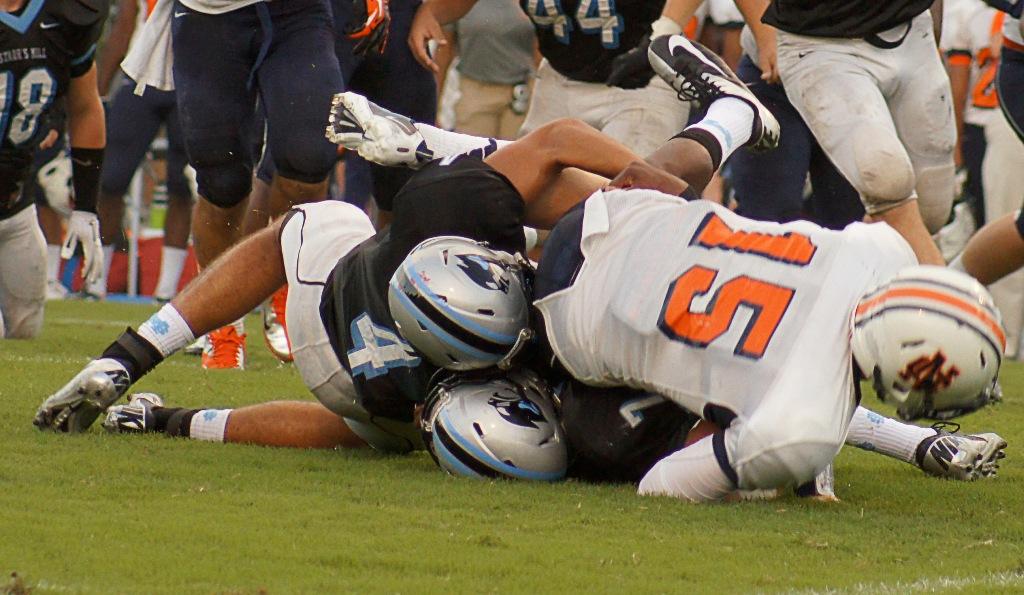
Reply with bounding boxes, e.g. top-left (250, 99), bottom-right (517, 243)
top-left (455, 0), bottom-right (535, 85)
